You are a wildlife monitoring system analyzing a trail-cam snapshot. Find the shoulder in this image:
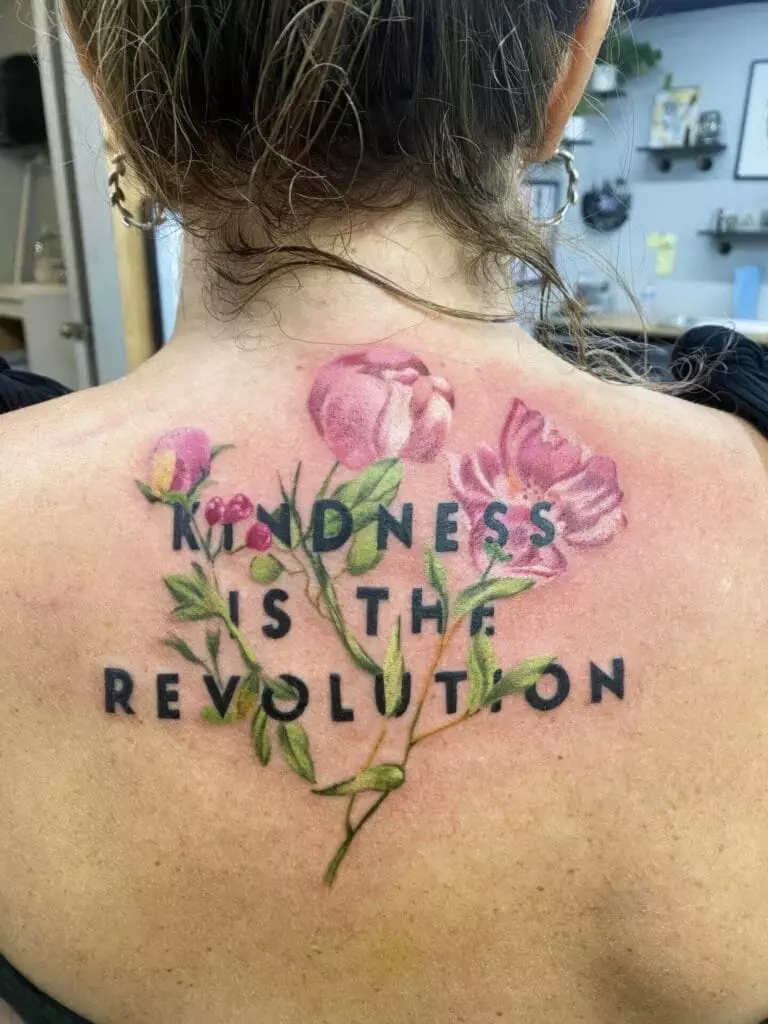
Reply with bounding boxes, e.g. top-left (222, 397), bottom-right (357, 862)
top-left (0, 381), bottom-right (133, 497)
